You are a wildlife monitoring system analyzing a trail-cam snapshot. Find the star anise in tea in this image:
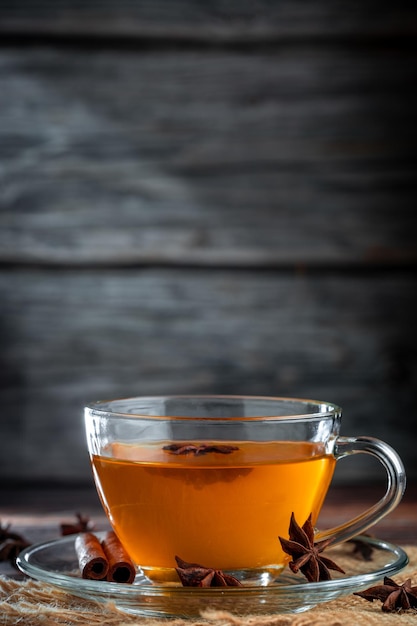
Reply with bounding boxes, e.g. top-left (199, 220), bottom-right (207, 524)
top-left (60, 512), bottom-right (95, 536)
top-left (163, 443), bottom-right (239, 456)
top-left (354, 576), bottom-right (417, 612)
top-left (0, 521), bottom-right (31, 565)
top-left (175, 556), bottom-right (242, 587)
top-left (278, 512), bottom-right (345, 583)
